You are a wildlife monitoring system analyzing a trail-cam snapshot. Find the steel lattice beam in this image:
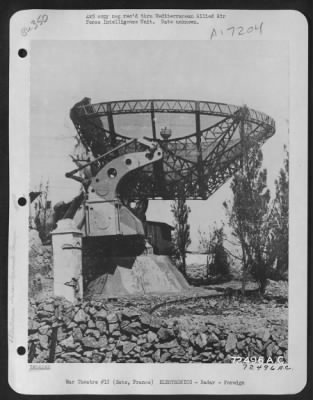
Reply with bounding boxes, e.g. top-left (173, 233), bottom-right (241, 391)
top-left (69, 98), bottom-right (275, 200)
